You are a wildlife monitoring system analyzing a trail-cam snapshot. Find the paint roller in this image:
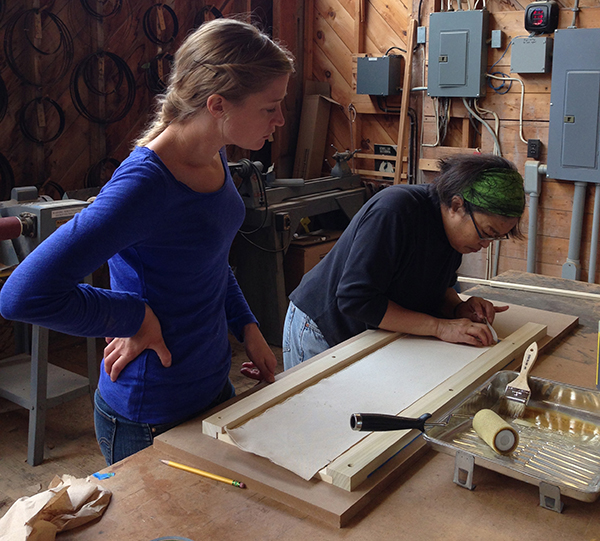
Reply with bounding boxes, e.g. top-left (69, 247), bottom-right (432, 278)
top-left (351, 408), bottom-right (519, 455)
